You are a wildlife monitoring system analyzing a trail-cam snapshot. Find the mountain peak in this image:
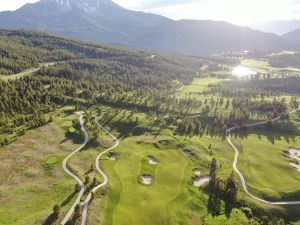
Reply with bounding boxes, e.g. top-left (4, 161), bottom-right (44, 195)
top-left (44, 0), bottom-right (113, 12)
